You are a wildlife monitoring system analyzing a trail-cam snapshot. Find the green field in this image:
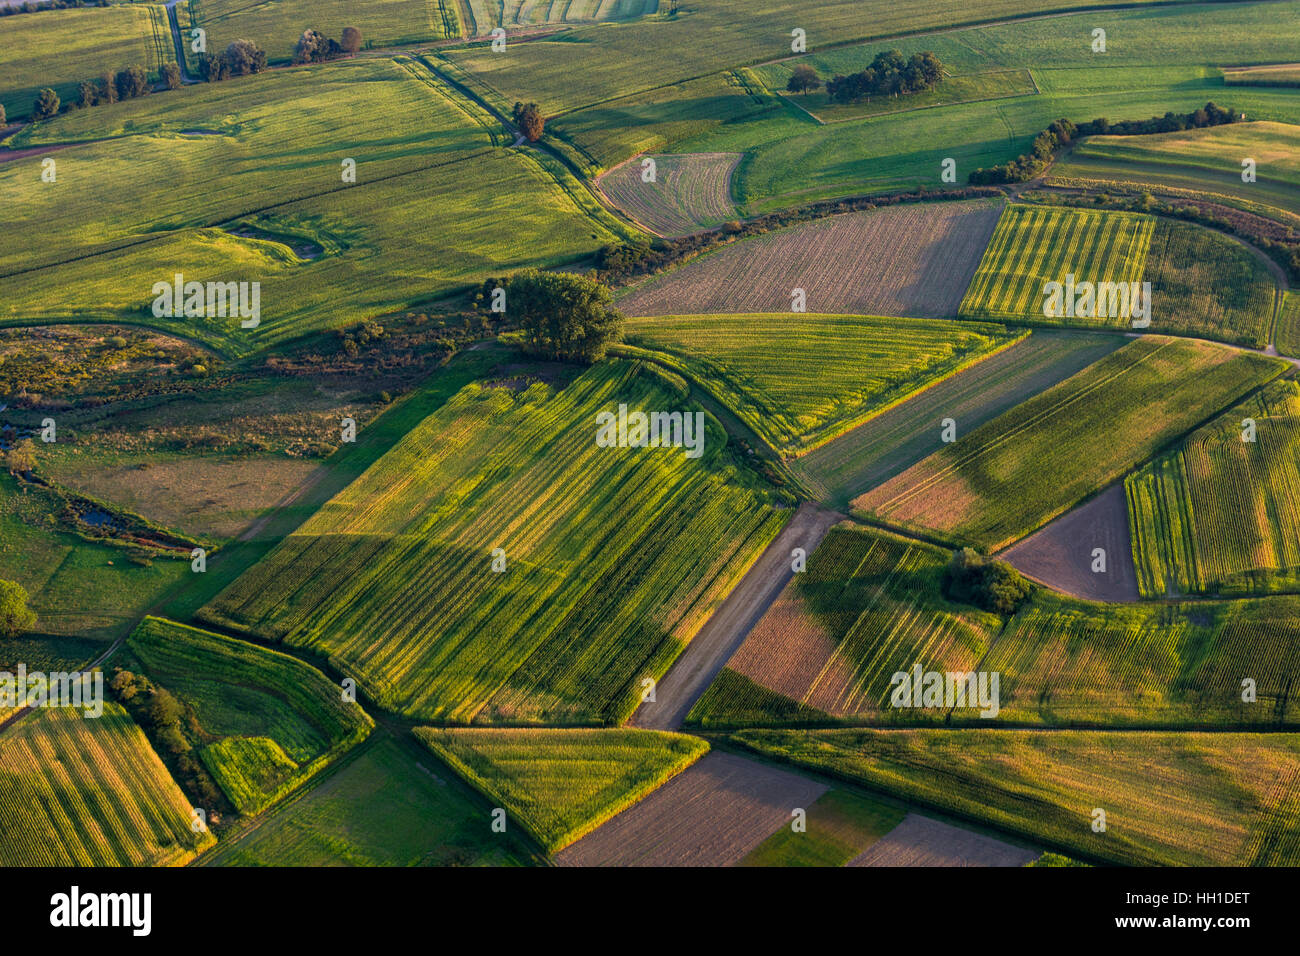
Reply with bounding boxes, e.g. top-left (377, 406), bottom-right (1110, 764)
top-left (415, 728), bottom-right (708, 852)
top-left (1278, 292), bottom-right (1300, 356)
top-left (0, 6), bottom-right (174, 121)
top-left (1055, 121), bottom-right (1300, 220)
top-left (791, 331), bottom-right (1124, 508)
top-left (201, 733), bottom-right (536, 865)
top-left (733, 727), bottom-right (1300, 866)
top-left (127, 617), bottom-right (373, 814)
top-left (740, 788), bottom-right (905, 866)
top-left (1127, 380), bottom-right (1300, 597)
top-left (0, 476), bottom-right (189, 643)
top-left (652, 3), bottom-right (1300, 211)
top-left (855, 336), bottom-right (1286, 551)
top-left (200, 360), bottom-right (789, 724)
top-left (622, 314), bottom-right (1024, 457)
top-left (0, 57), bottom-right (630, 355)
top-left (186, 0), bottom-right (460, 63)
top-left (0, 704), bottom-right (214, 866)
top-left (959, 205), bottom-right (1155, 324)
